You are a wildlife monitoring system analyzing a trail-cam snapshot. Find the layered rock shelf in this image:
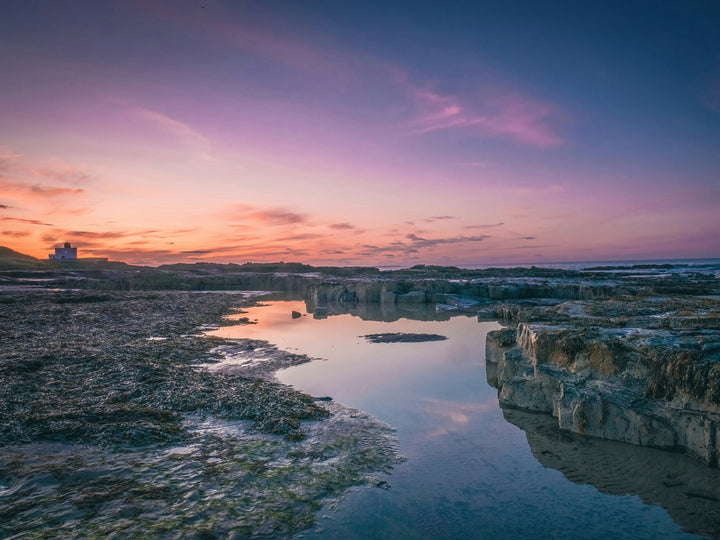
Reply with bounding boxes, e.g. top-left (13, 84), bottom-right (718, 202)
top-left (486, 296), bottom-right (720, 466)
